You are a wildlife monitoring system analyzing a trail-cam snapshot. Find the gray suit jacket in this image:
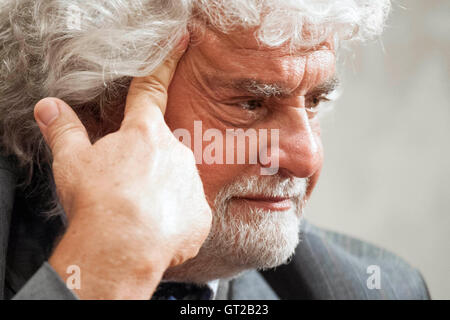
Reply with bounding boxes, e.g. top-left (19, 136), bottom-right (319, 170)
top-left (0, 155), bottom-right (430, 300)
